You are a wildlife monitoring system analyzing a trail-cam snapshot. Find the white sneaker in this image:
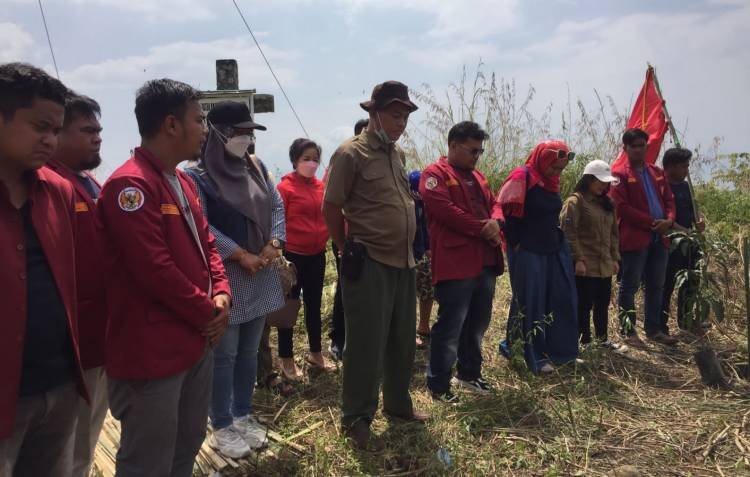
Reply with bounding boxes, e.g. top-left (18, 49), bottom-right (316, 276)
top-left (601, 340), bottom-right (629, 354)
top-left (233, 415), bottom-right (267, 449)
top-left (540, 363), bottom-right (555, 373)
top-left (209, 426), bottom-right (251, 459)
